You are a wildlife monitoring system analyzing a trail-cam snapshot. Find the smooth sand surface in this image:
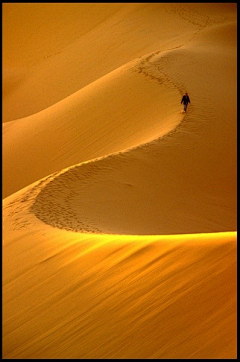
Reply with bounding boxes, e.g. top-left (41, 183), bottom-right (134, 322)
top-left (3, 3), bottom-right (237, 358)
